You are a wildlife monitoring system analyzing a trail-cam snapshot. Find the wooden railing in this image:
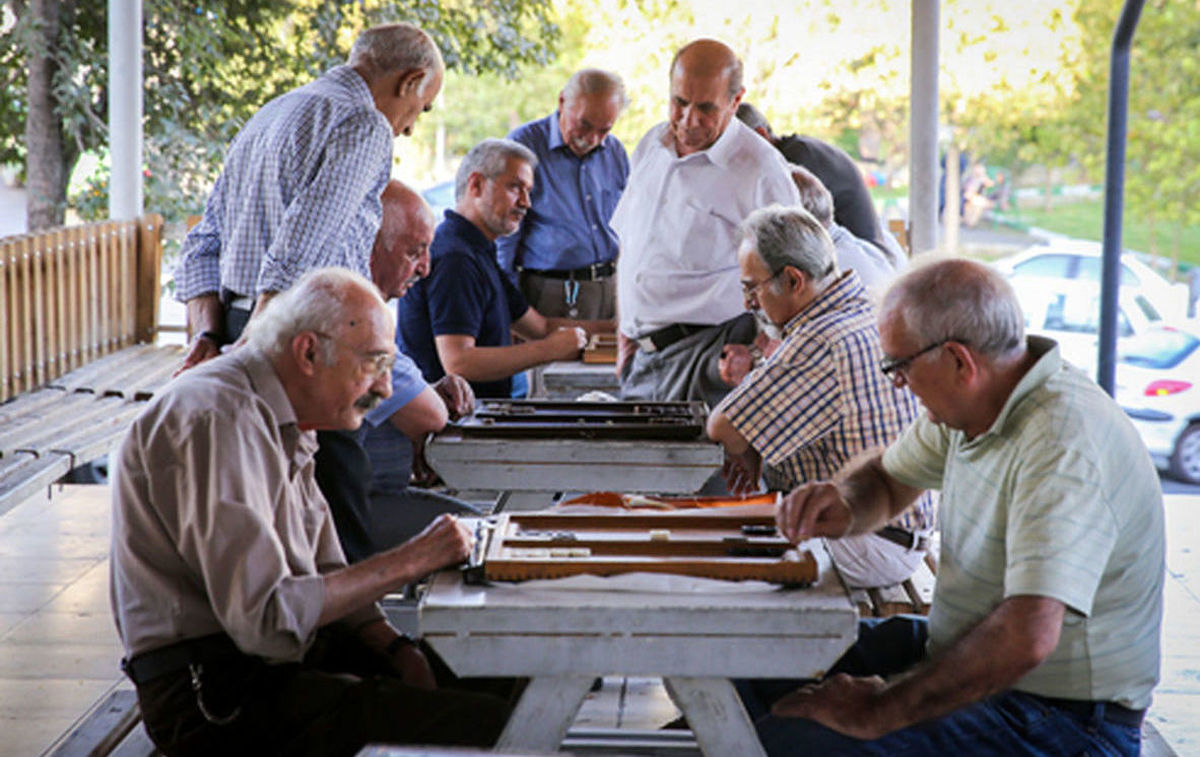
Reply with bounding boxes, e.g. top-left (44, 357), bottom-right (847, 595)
top-left (0, 215), bottom-right (163, 402)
